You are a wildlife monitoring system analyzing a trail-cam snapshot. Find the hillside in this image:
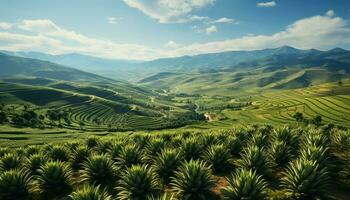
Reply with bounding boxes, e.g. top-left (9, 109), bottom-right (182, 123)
top-left (138, 47), bottom-right (350, 95)
top-left (0, 53), bottom-right (115, 82)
